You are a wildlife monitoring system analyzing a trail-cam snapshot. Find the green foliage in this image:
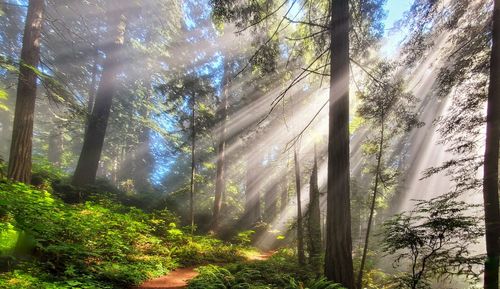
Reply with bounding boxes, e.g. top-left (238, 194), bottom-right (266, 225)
top-left (0, 156), bottom-right (5, 179)
top-left (0, 180), bottom-right (176, 286)
top-left (172, 235), bottom-right (244, 266)
top-left (233, 230), bottom-right (255, 246)
top-left (188, 250), bottom-right (345, 289)
top-left (0, 88), bottom-right (8, 112)
top-left (0, 179), bottom-right (247, 288)
top-left (381, 193), bottom-right (484, 289)
top-left (31, 156), bottom-right (67, 186)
